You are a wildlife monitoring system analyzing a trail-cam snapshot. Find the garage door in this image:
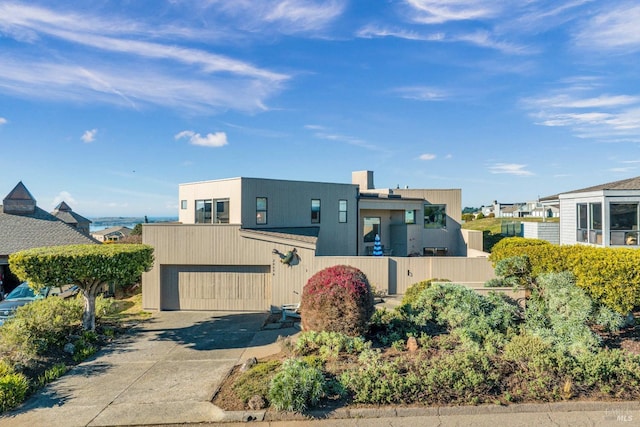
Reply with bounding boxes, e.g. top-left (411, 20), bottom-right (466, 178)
top-left (160, 265), bottom-right (271, 311)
